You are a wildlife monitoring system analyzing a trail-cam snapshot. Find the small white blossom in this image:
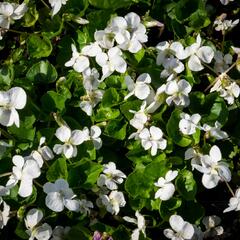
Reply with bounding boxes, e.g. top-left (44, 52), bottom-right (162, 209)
top-left (0, 199), bottom-right (10, 229)
top-left (51, 226), bottom-right (70, 240)
top-left (99, 190), bottom-right (126, 215)
top-left (214, 18), bottom-right (239, 32)
top-left (78, 199), bottom-right (94, 215)
top-left (111, 12), bottom-right (148, 53)
top-left (53, 125), bottom-right (88, 159)
top-left (184, 34), bottom-right (214, 72)
top-left (49, 0), bottom-right (68, 16)
top-left (223, 187), bottom-right (240, 213)
top-left (165, 79), bottom-right (192, 107)
top-left (129, 101), bottom-right (148, 131)
top-left (6, 155), bottom-right (41, 197)
top-left (202, 215), bottom-right (224, 238)
top-left (25, 208), bottom-right (52, 240)
top-left (179, 113), bottom-right (201, 135)
top-left (139, 126), bottom-right (167, 156)
top-left (193, 145), bottom-right (231, 189)
top-left (94, 28), bottom-right (115, 49)
top-left (185, 148), bottom-right (203, 171)
top-left (81, 125), bottom-right (102, 150)
top-left (80, 68), bottom-right (104, 116)
top-left (96, 47), bottom-right (127, 81)
top-left (0, 87), bottom-right (27, 127)
top-left (125, 73), bottom-right (151, 100)
top-left (31, 137), bottom-right (54, 168)
top-left (154, 170), bottom-right (178, 201)
top-left (164, 215), bottom-right (194, 240)
top-left (43, 179), bottom-right (80, 212)
top-left (0, 2), bottom-right (28, 29)
top-left (210, 74), bottom-right (240, 105)
top-left (202, 121), bottom-right (228, 140)
top-left (214, 51), bottom-right (232, 73)
top-left (123, 211), bottom-right (146, 240)
top-left (97, 162), bottom-right (126, 190)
